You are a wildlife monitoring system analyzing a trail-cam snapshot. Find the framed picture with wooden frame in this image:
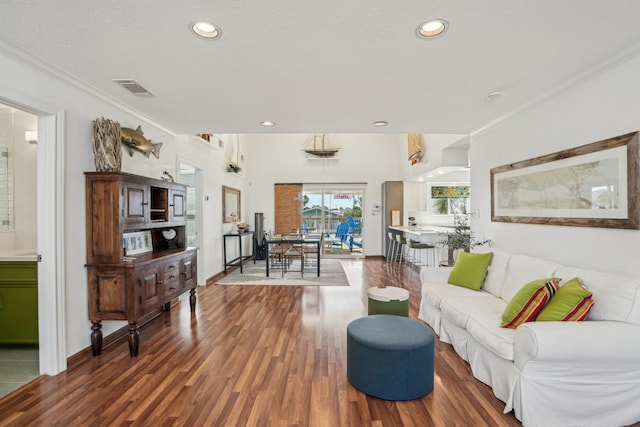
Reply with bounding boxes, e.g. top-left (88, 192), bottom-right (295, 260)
top-left (222, 185), bottom-right (241, 223)
top-left (491, 131), bottom-right (640, 229)
top-left (391, 209), bottom-right (401, 226)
